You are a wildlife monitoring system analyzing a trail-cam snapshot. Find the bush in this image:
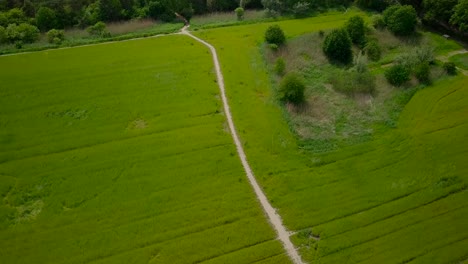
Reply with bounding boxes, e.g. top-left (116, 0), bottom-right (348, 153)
top-left (5, 23), bottom-right (39, 43)
top-left (268, 43), bottom-right (279, 50)
top-left (265, 25), bottom-right (286, 45)
top-left (443, 62), bottom-right (457, 75)
top-left (180, 6), bottom-right (194, 22)
top-left (319, 30), bottom-right (325, 37)
top-left (274, 57), bottom-right (286, 75)
top-left (450, 0), bottom-right (468, 32)
top-left (87, 21), bottom-right (111, 37)
top-left (235, 7), bottom-right (244, 20)
top-left (365, 40), bottom-right (381, 61)
top-left (47, 29), bottom-right (65, 44)
top-left (279, 72), bottom-right (305, 104)
top-left (383, 5), bottom-right (418, 36)
top-left (372, 14), bottom-right (385, 29)
top-left (332, 70), bottom-right (376, 94)
top-left (345, 15), bottom-right (366, 46)
top-left (414, 63), bottom-right (431, 84)
top-left (36, 7), bottom-right (57, 32)
top-left (323, 28), bottom-right (353, 65)
top-left (385, 64), bottom-right (411, 86)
